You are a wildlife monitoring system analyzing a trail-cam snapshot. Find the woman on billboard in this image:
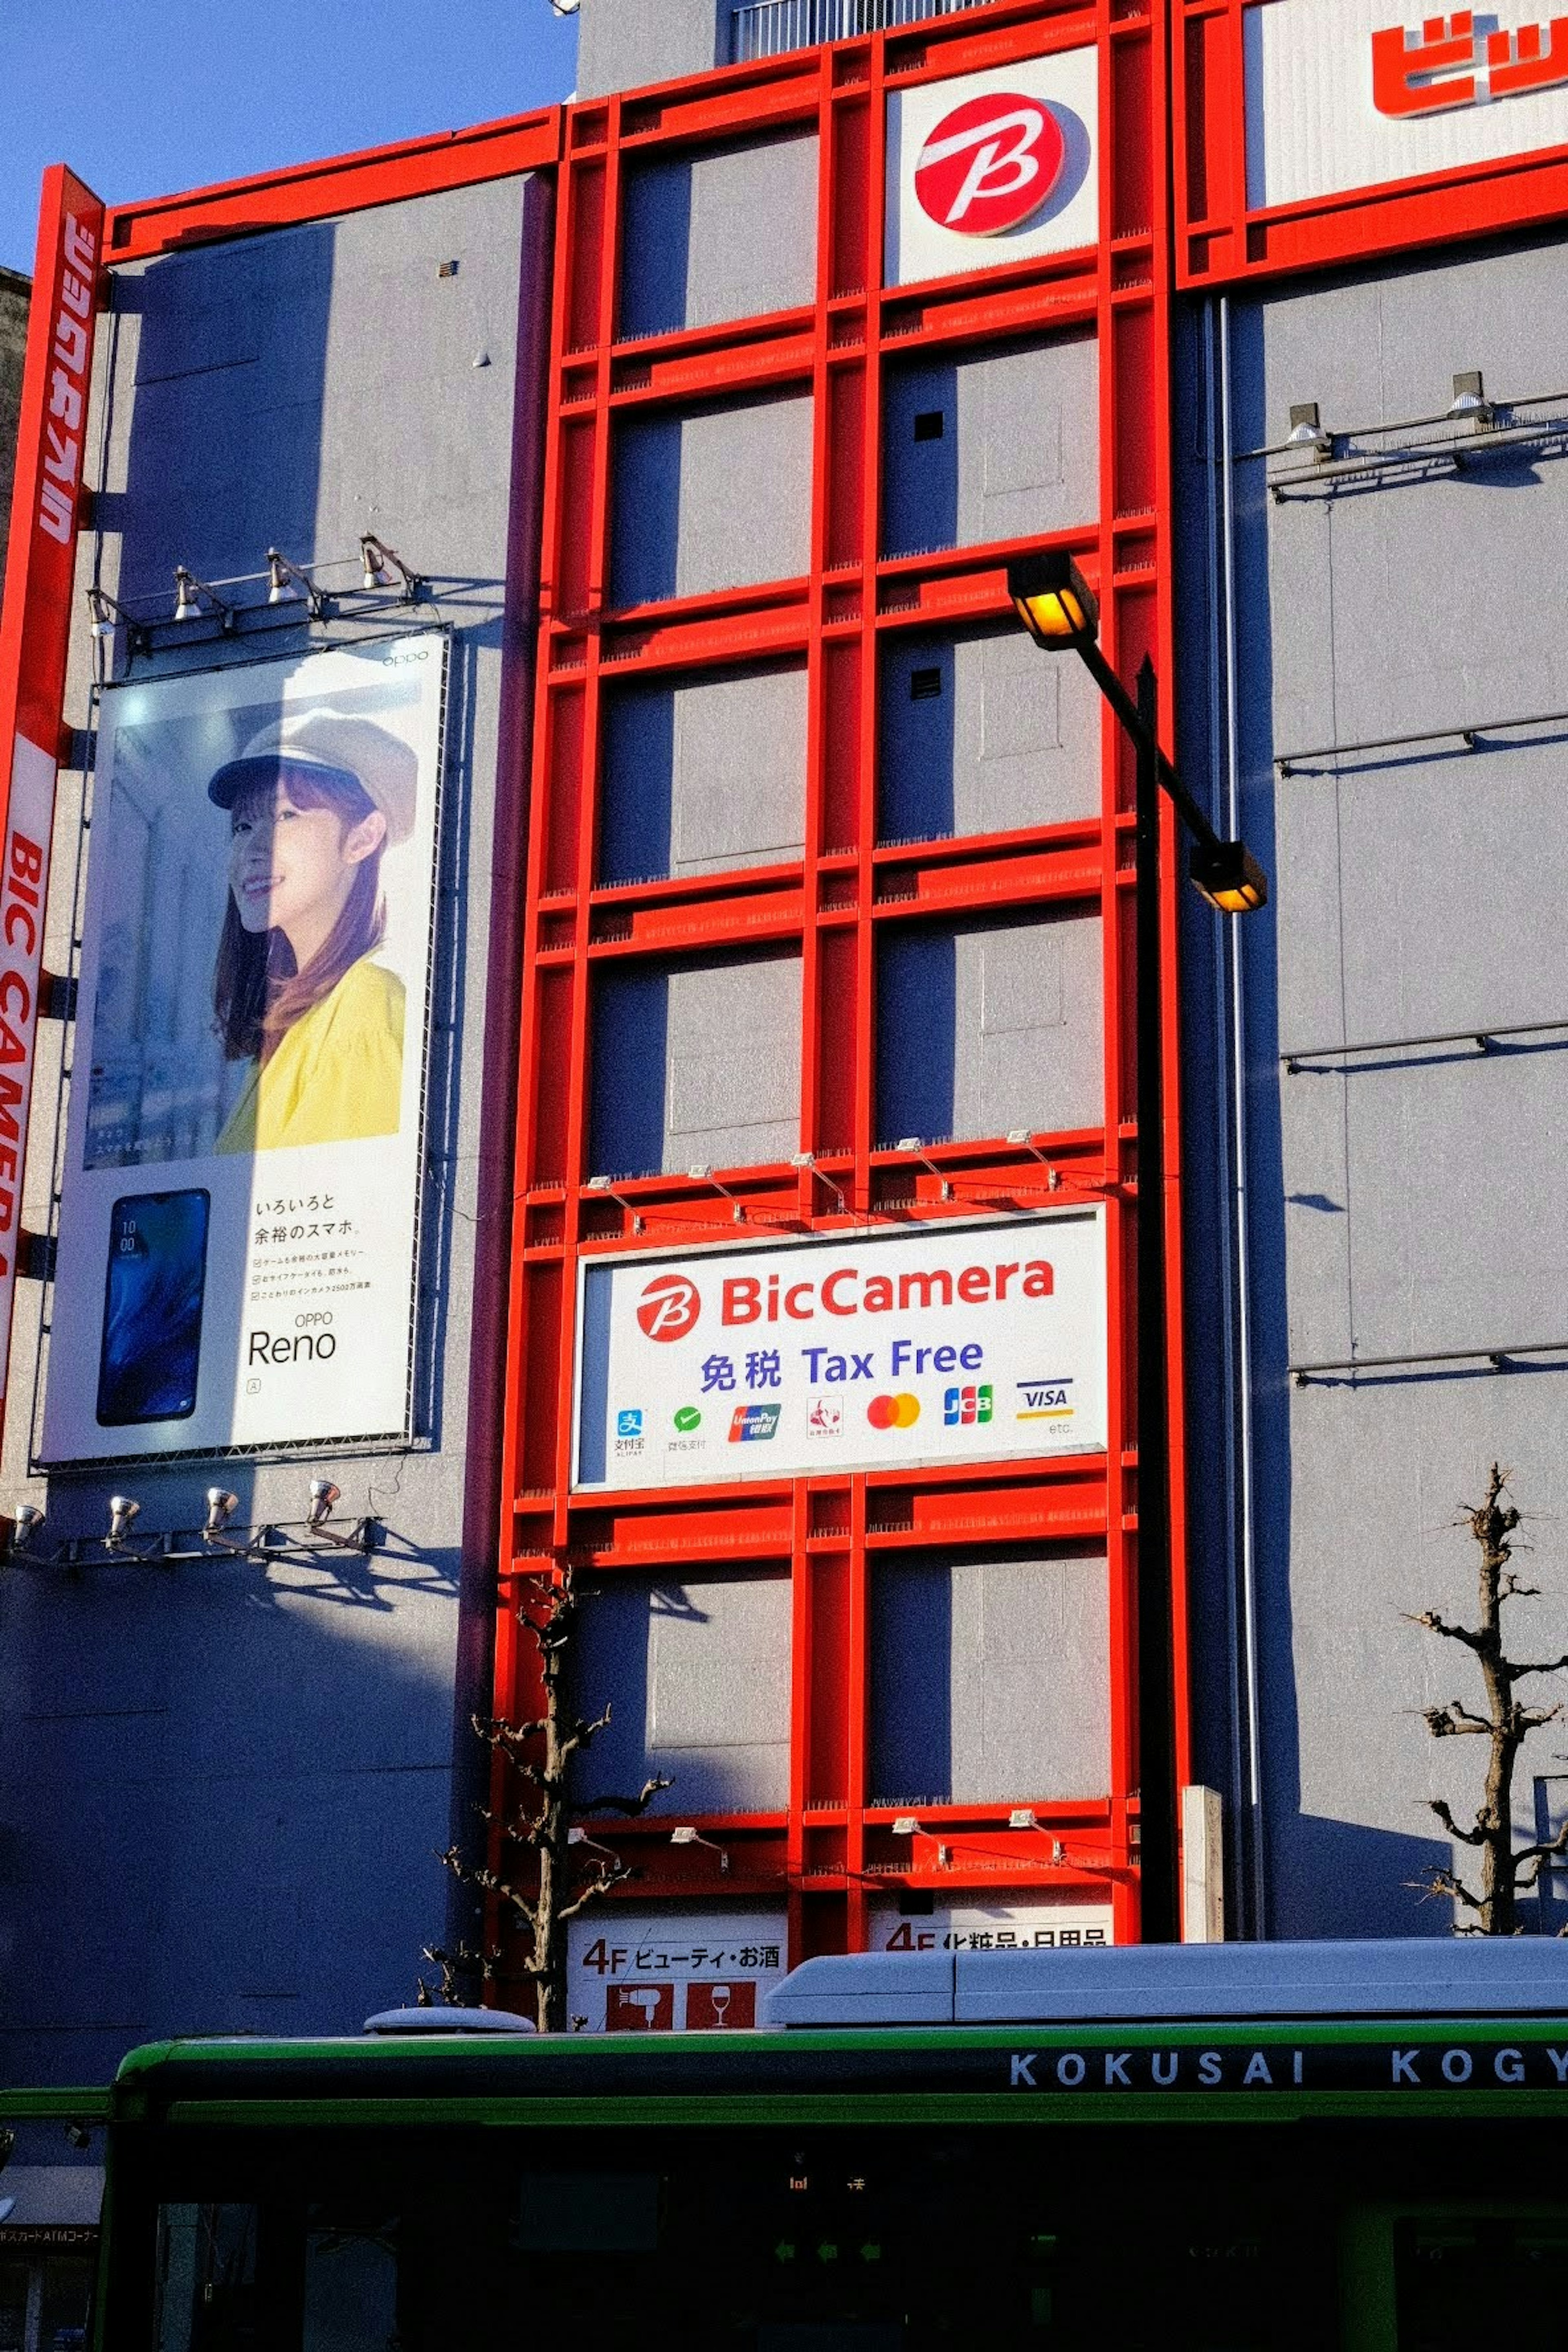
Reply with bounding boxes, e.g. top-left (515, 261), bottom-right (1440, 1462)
top-left (207, 709), bottom-right (414, 1152)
